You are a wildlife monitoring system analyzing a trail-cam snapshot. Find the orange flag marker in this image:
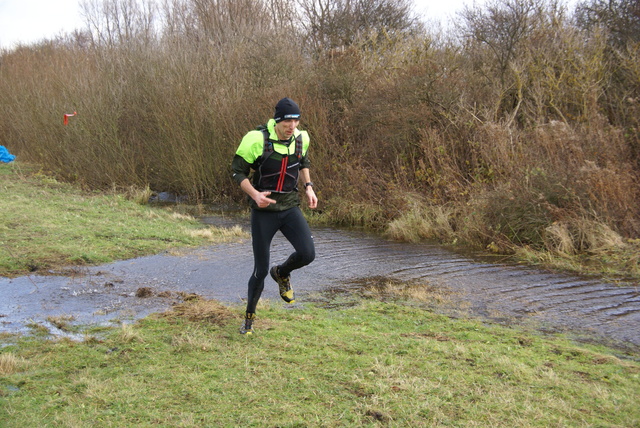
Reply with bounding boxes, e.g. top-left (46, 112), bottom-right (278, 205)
top-left (63, 111), bottom-right (77, 125)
